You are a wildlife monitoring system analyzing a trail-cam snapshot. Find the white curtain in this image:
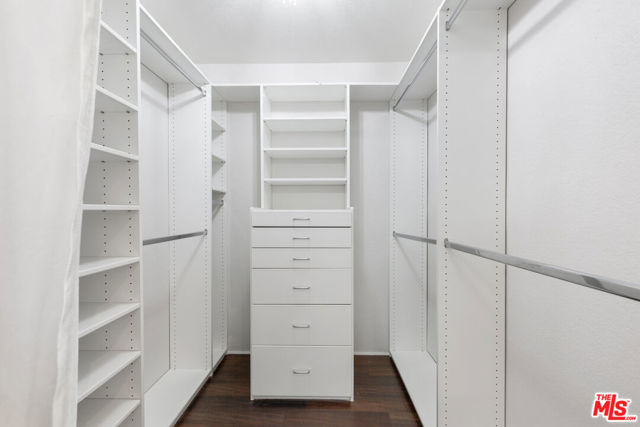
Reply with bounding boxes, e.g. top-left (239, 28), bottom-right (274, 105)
top-left (0, 1), bottom-right (101, 425)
